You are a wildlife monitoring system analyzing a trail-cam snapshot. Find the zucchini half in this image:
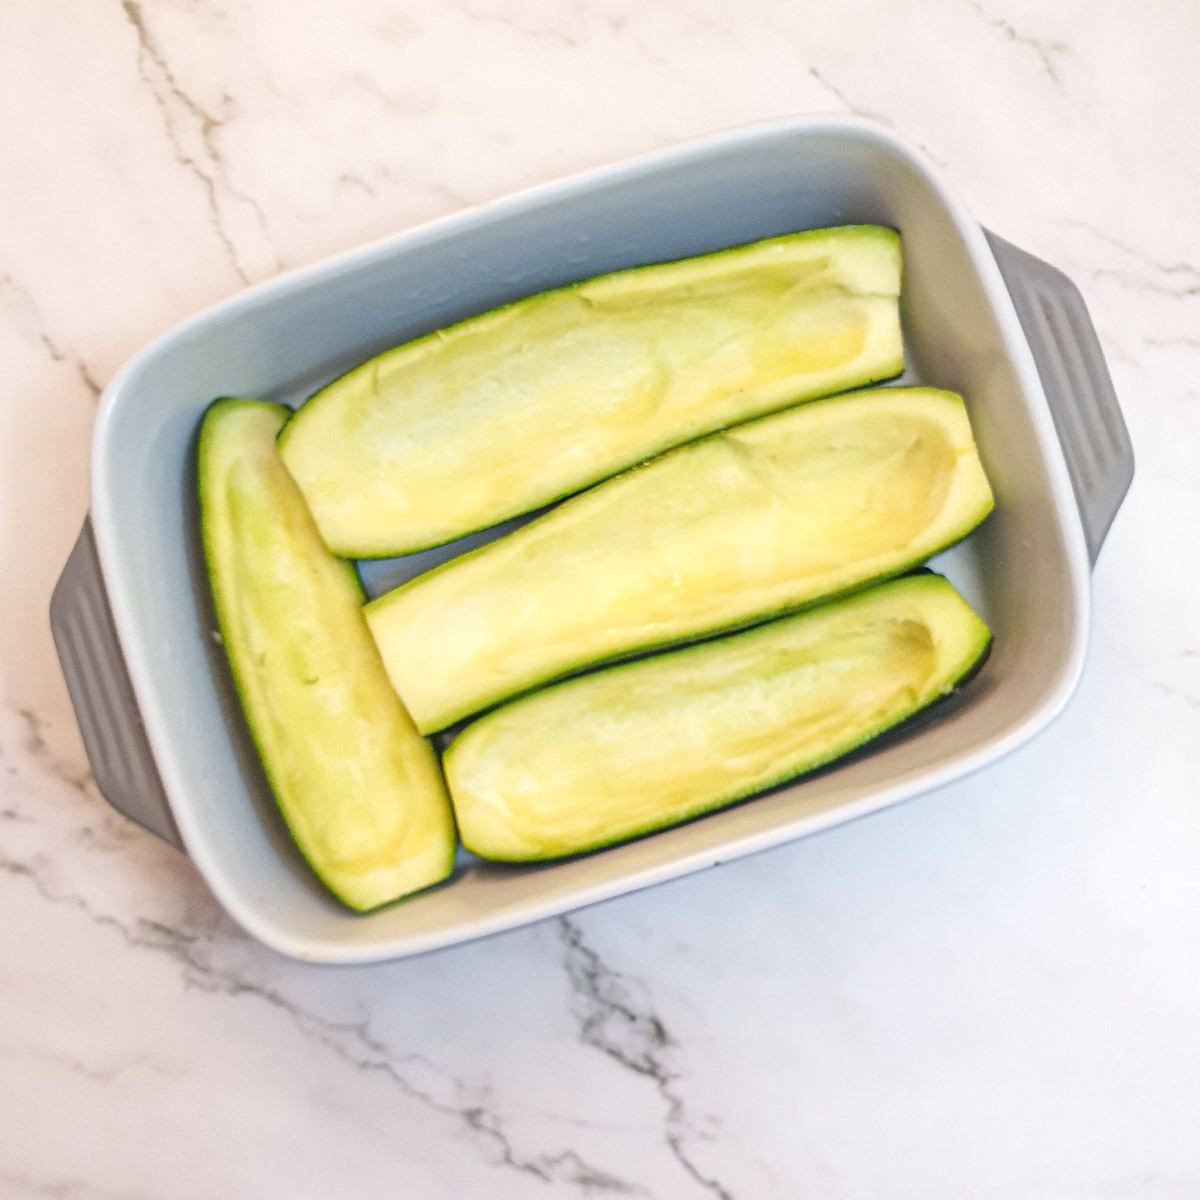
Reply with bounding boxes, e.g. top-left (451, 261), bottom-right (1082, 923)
top-left (198, 399), bottom-right (456, 910)
top-left (279, 225), bottom-right (904, 557)
top-left (367, 386), bottom-right (994, 734)
top-left (445, 573), bottom-right (992, 862)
